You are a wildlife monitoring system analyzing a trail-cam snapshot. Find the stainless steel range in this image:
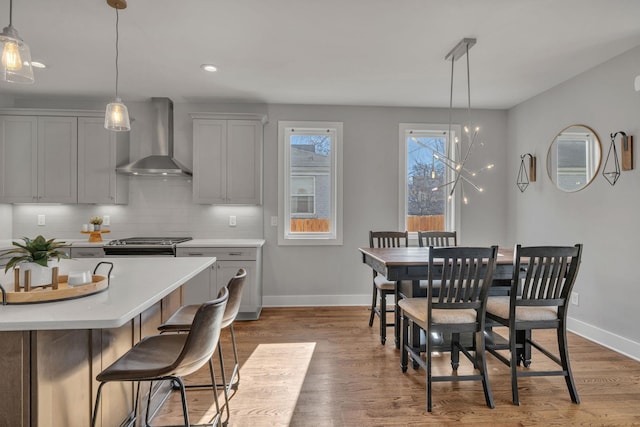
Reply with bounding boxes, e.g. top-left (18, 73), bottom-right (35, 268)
top-left (104, 237), bottom-right (192, 256)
